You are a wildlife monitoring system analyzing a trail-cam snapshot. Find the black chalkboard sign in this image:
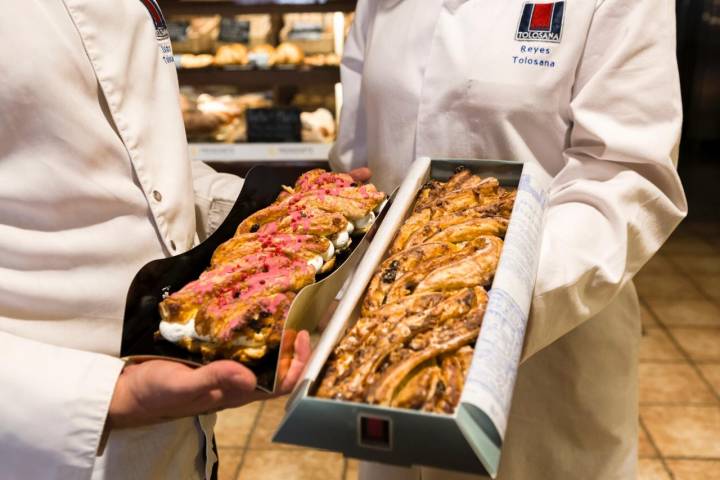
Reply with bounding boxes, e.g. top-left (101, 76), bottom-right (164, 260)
top-left (246, 107), bottom-right (302, 143)
top-left (218, 18), bottom-right (250, 44)
top-left (167, 20), bottom-right (189, 42)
